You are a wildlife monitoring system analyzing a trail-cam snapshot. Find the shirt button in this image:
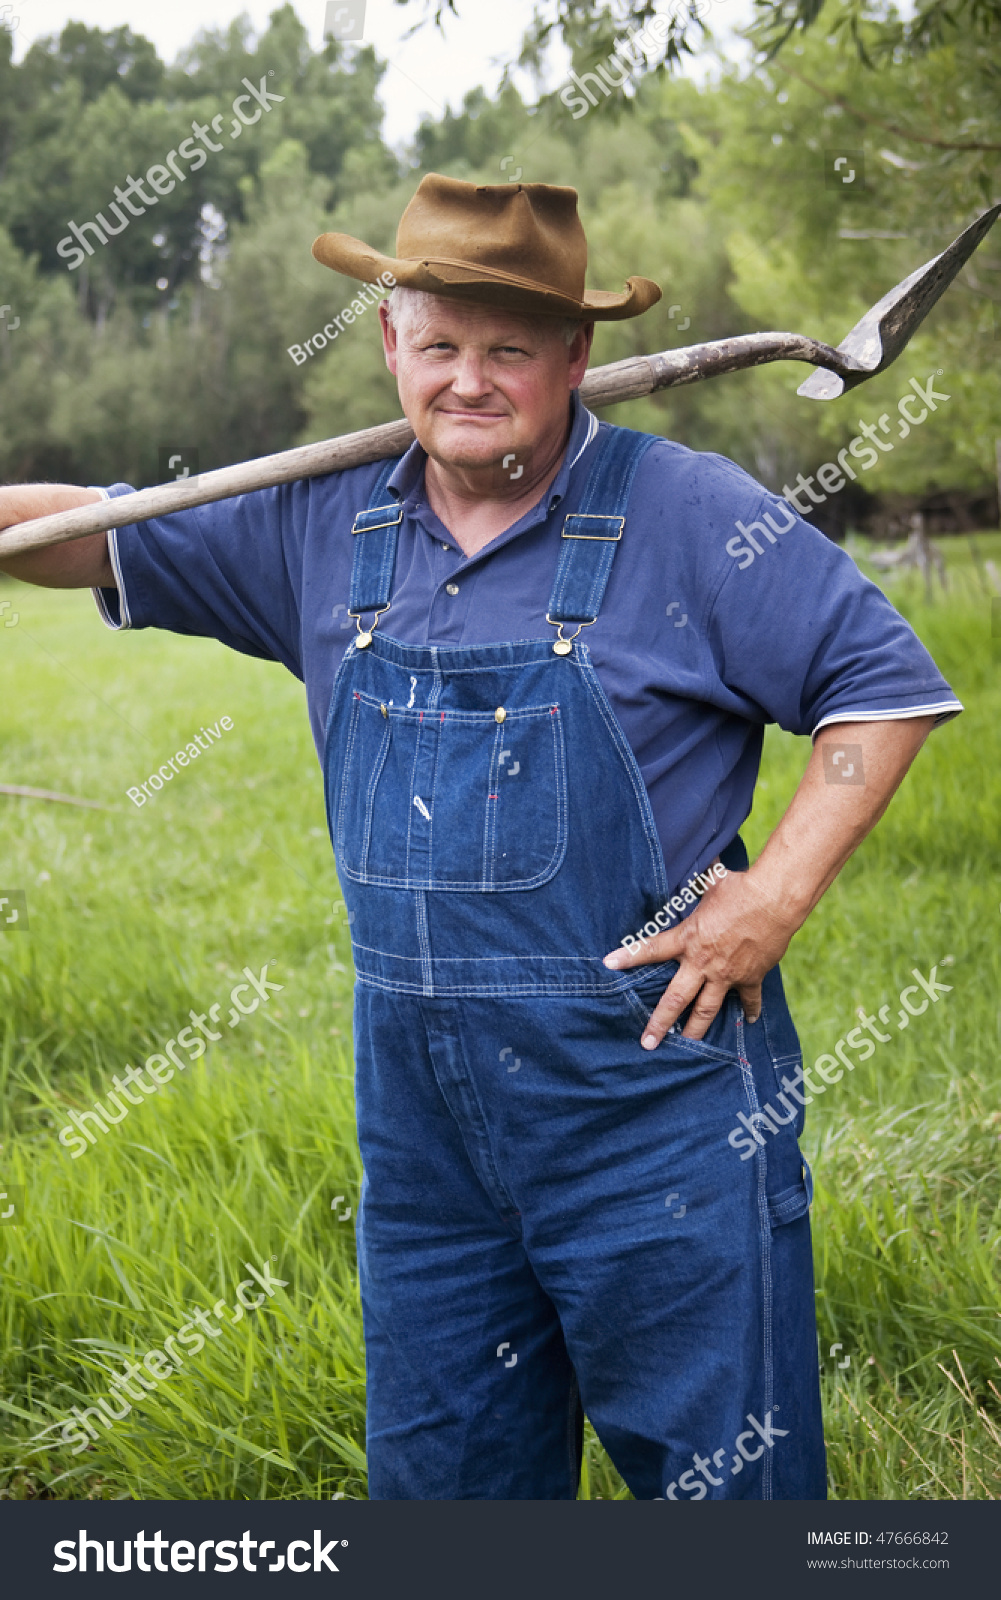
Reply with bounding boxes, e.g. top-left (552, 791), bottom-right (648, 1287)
top-left (445, 582), bottom-right (460, 596)
top-left (441, 542), bottom-right (450, 550)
